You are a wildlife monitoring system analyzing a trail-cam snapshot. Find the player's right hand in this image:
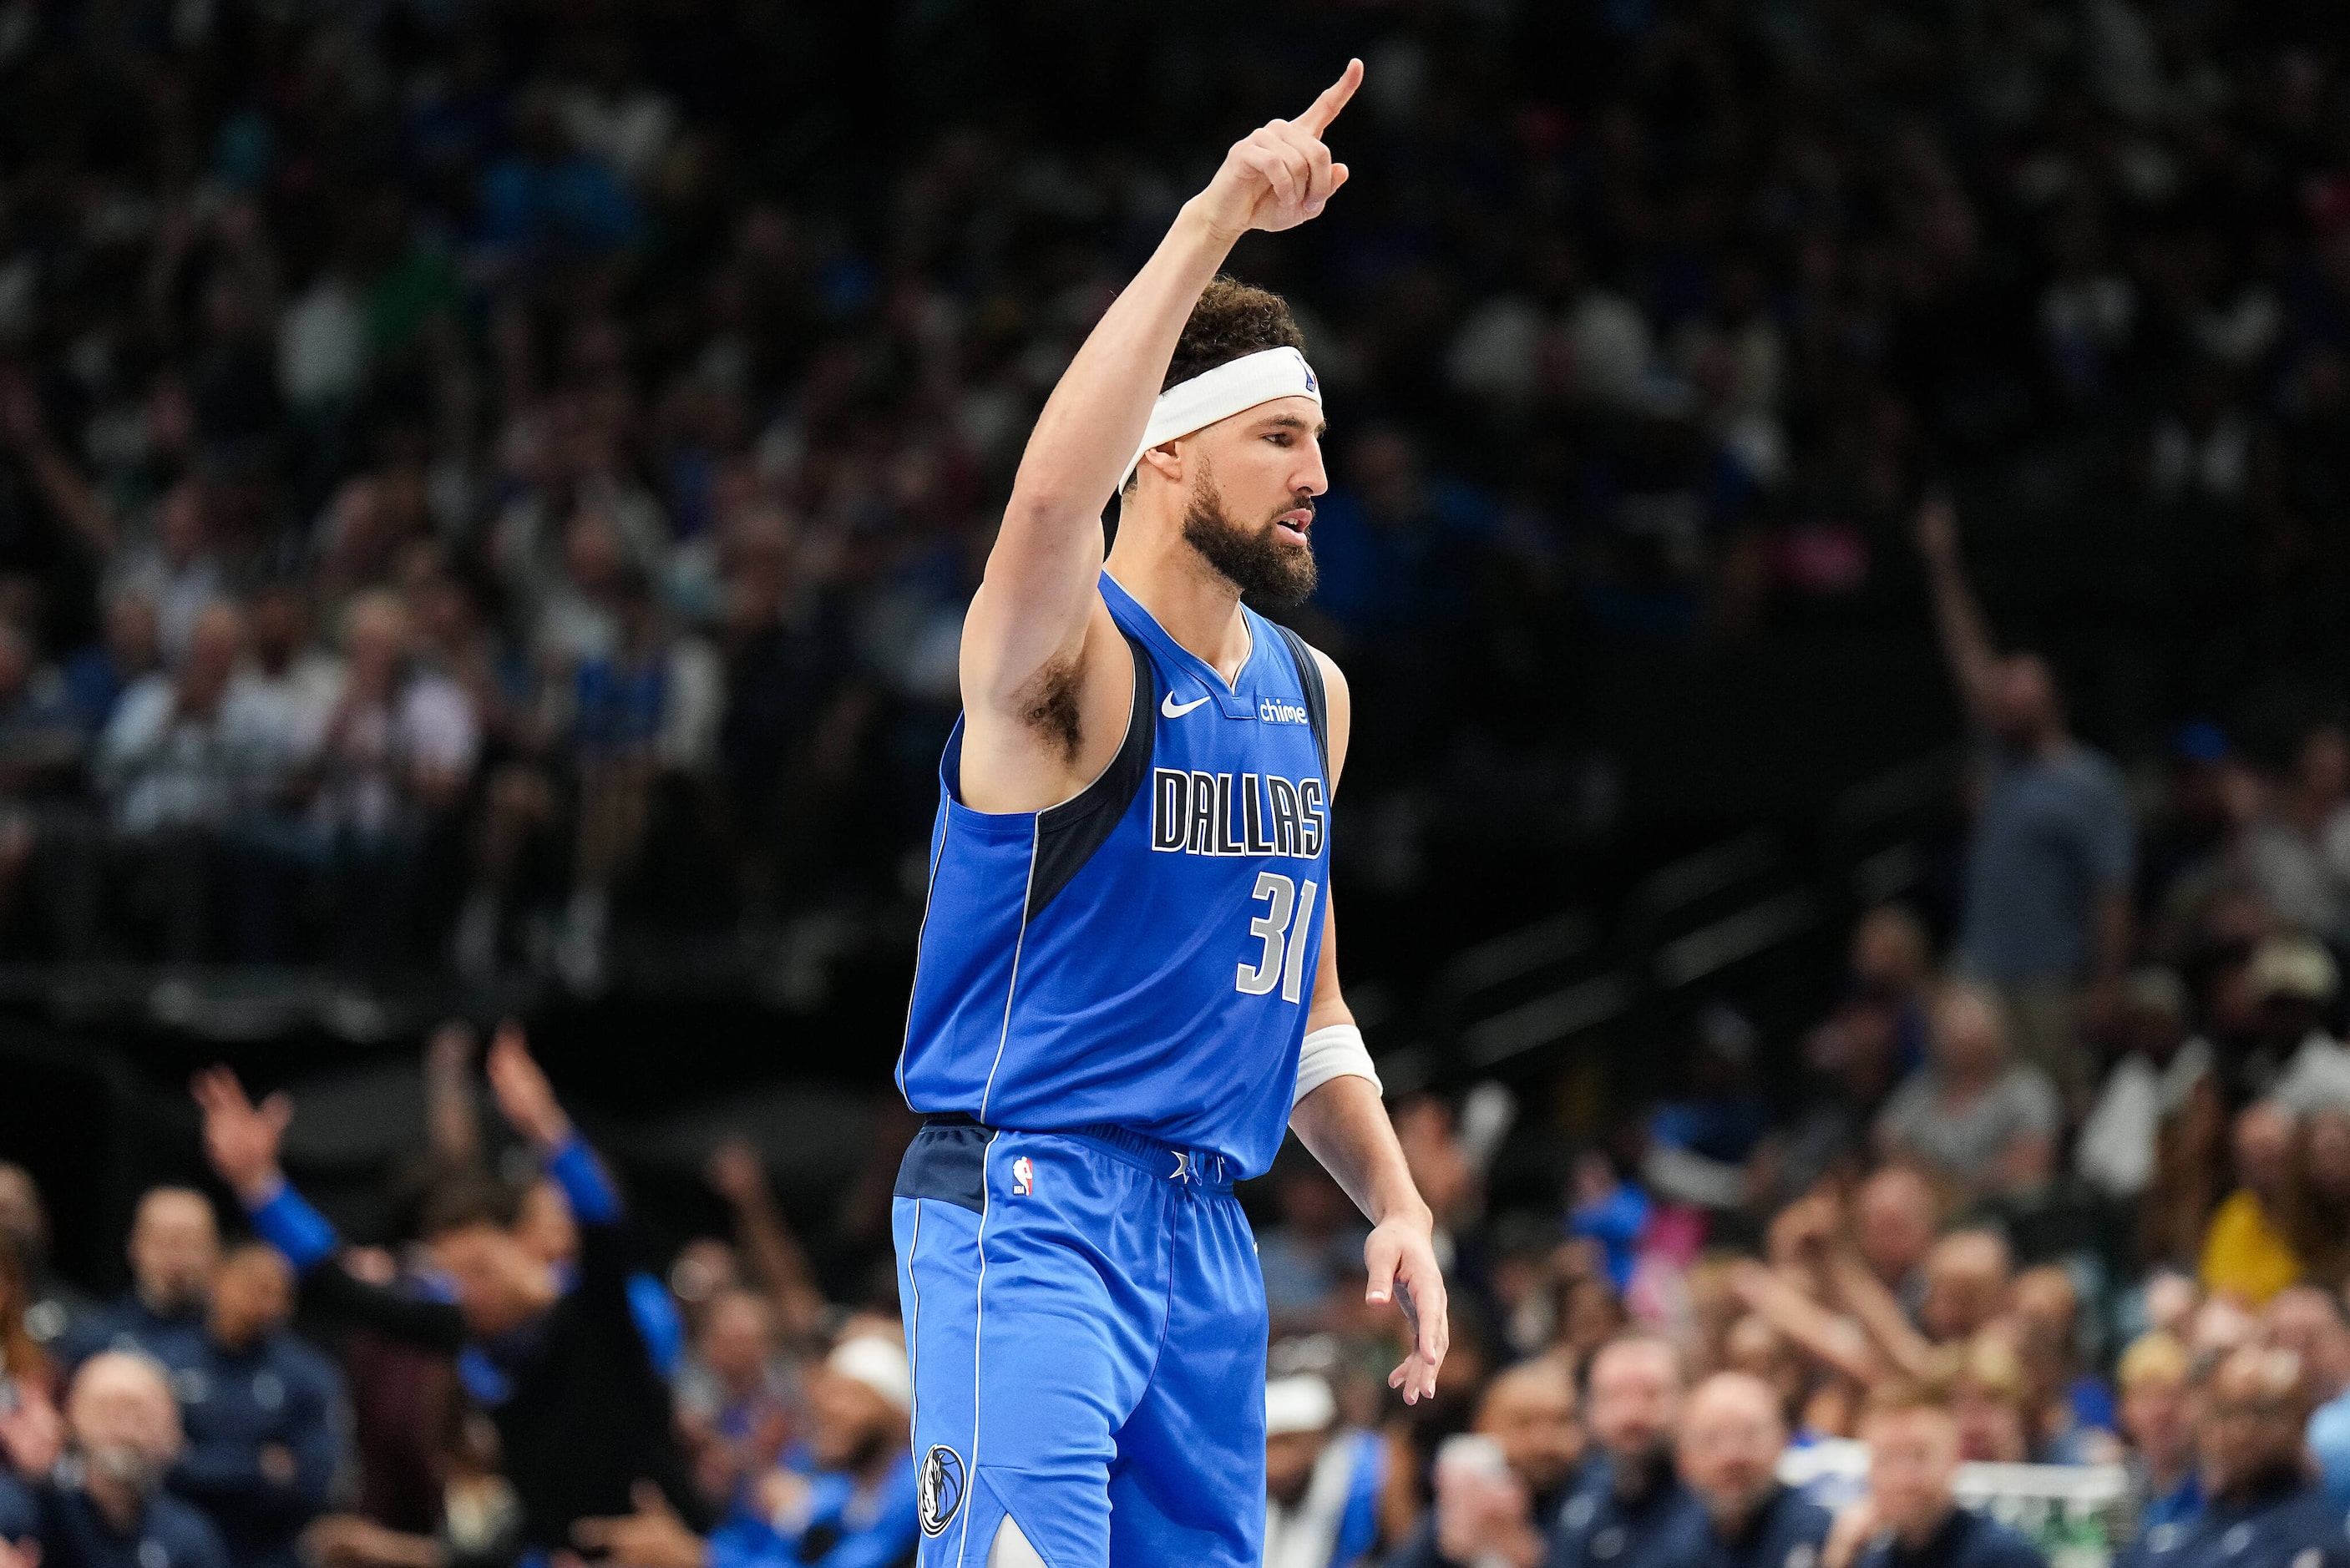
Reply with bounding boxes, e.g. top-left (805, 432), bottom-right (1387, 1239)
top-left (1193, 58), bottom-right (1361, 242)
top-left (1366, 1208), bottom-right (1450, 1404)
